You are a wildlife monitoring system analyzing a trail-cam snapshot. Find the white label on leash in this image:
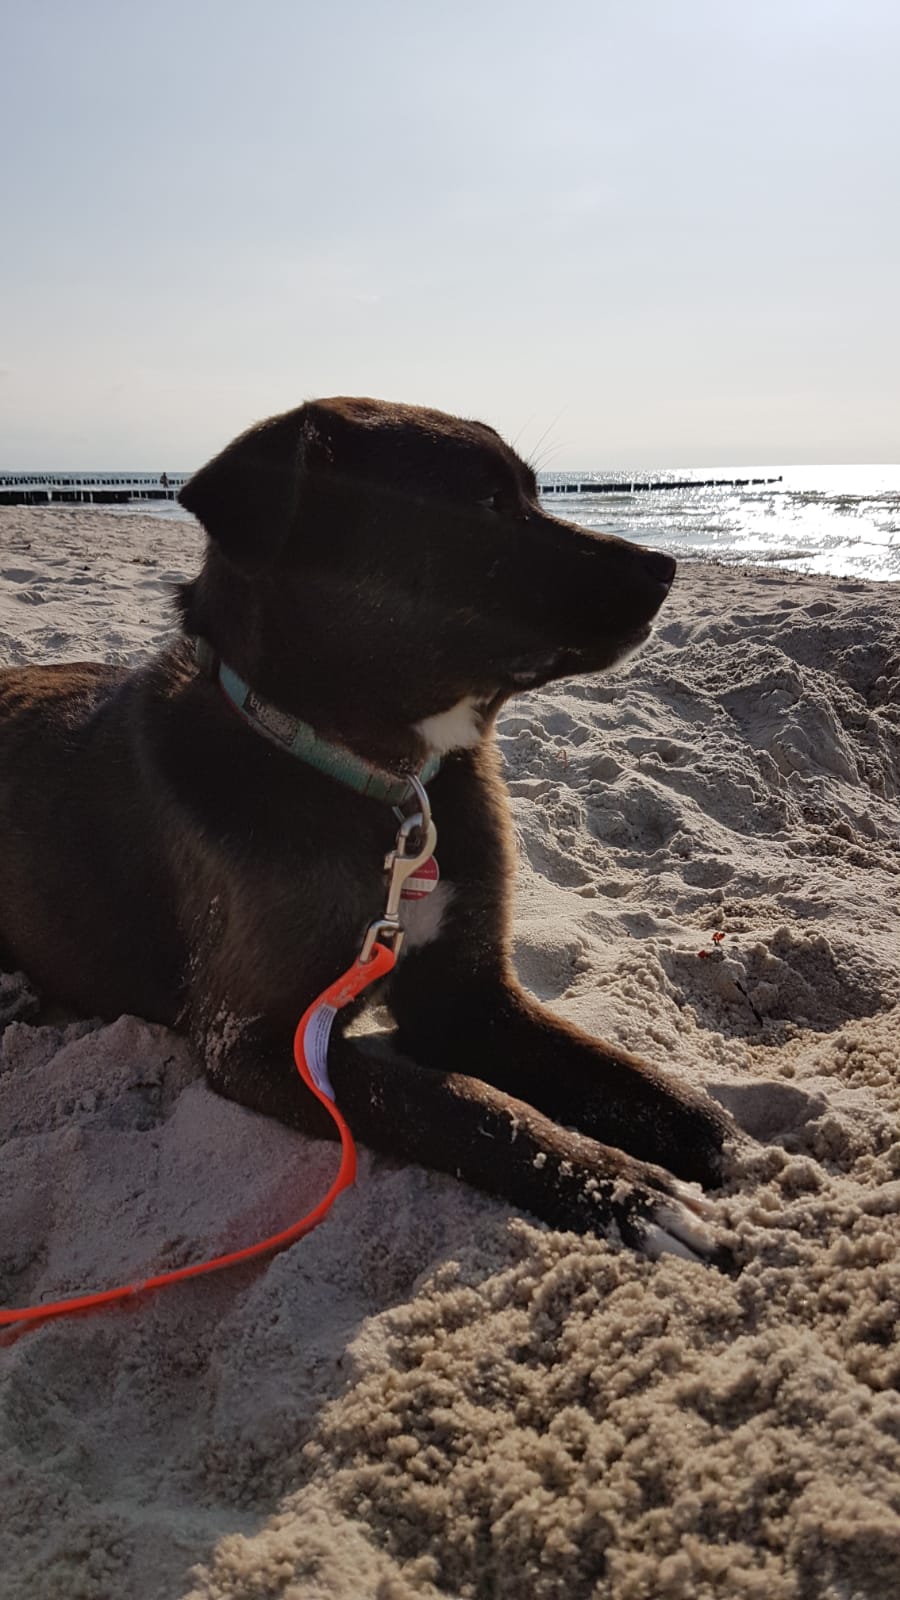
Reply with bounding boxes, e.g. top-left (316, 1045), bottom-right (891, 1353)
top-left (400, 855), bottom-right (440, 901)
top-left (304, 1003), bottom-right (338, 1101)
